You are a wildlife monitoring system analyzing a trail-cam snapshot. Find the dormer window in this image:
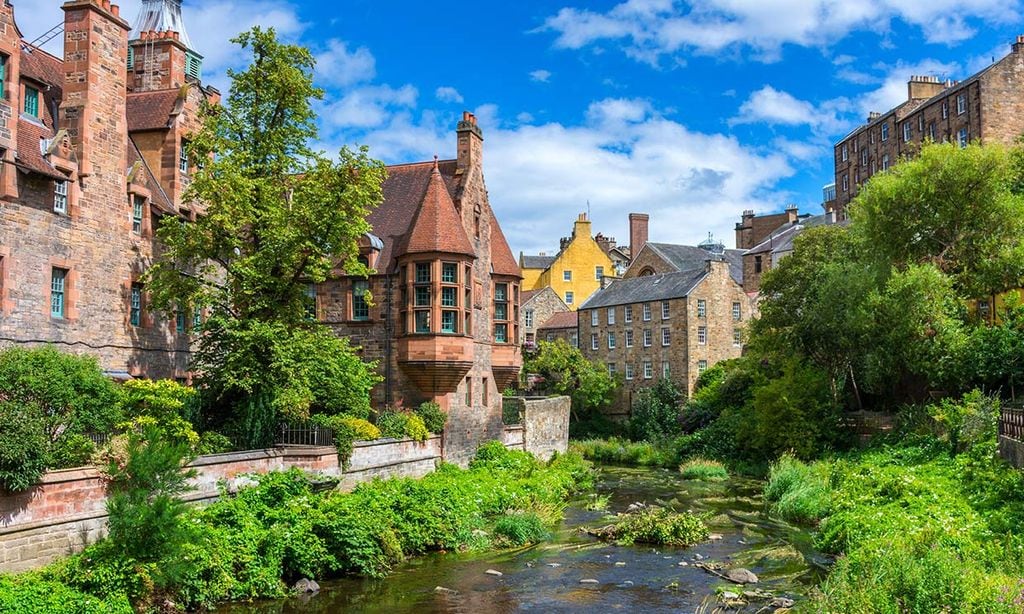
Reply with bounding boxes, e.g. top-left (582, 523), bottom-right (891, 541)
top-left (0, 55), bottom-right (7, 94)
top-left (24, 86), bottom-right (39, 118)
top-left (131, 195), bottom-right (145, 234)
top-left (53, 180), bottom-right (68, 214)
